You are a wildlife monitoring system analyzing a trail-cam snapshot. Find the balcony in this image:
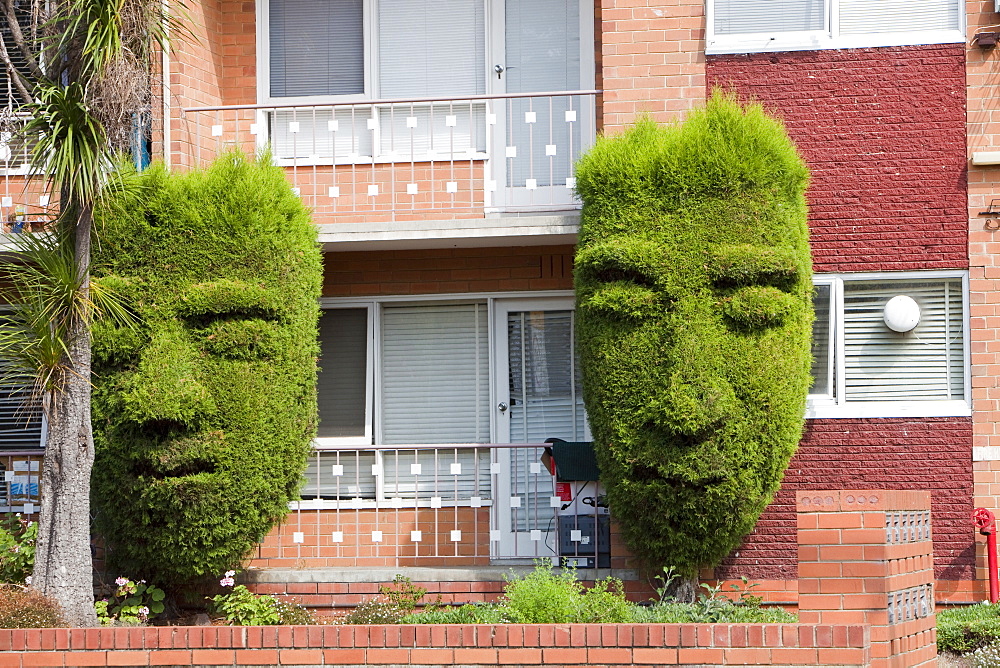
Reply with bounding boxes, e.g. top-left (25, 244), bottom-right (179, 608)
top-left (179, 91), bottom-right (599, 238)
top-left (250, 442), bottom-right (612, 569)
